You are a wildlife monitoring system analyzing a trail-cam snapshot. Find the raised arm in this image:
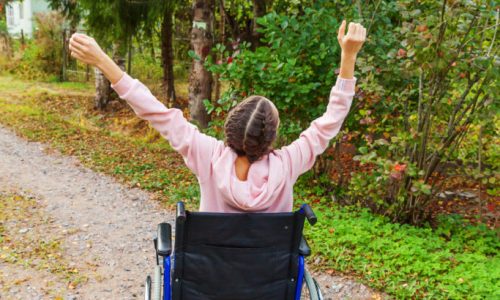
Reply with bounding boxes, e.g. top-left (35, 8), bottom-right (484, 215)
top-left (279, 21), bottom-right (366, 181)
top-left (68, 34), bottom-right (222, 181)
